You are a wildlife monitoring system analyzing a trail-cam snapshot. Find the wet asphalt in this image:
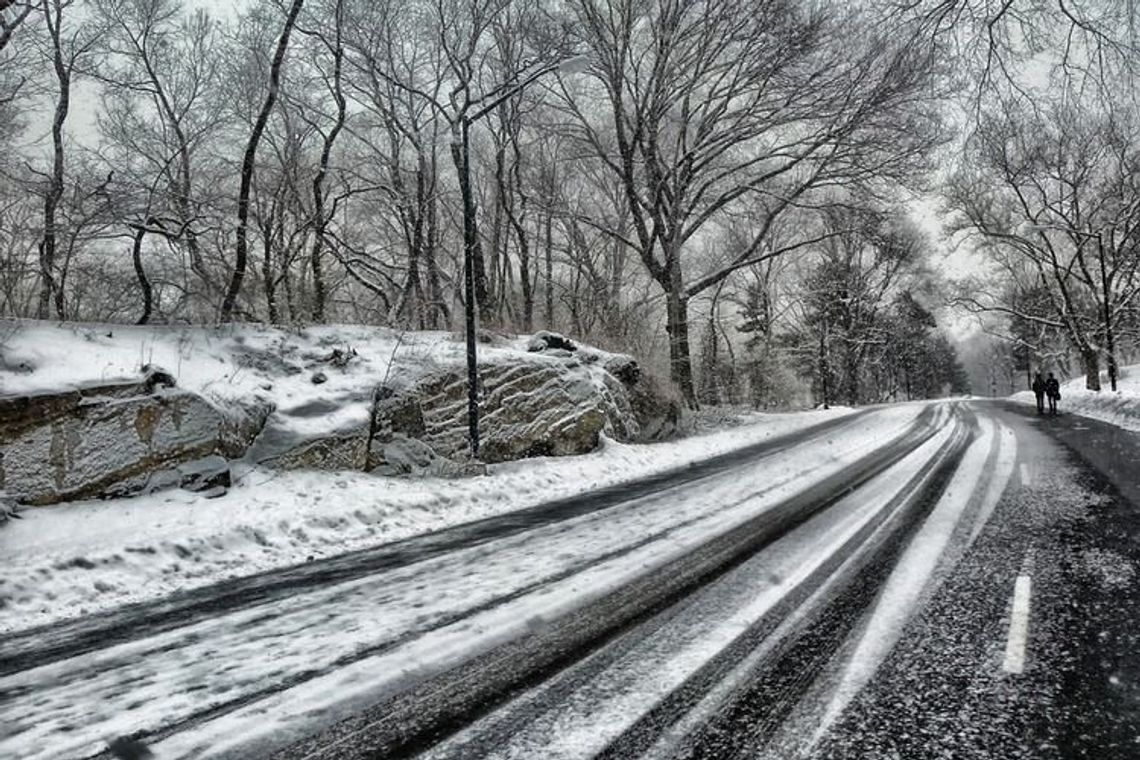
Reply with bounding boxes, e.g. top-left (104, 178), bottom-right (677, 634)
top-left (776, 402), bottom-right (1140, 760)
